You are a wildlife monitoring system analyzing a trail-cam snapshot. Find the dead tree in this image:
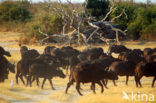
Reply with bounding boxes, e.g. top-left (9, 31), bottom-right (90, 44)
top-left (38, 0), bottom-right (127, 46)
